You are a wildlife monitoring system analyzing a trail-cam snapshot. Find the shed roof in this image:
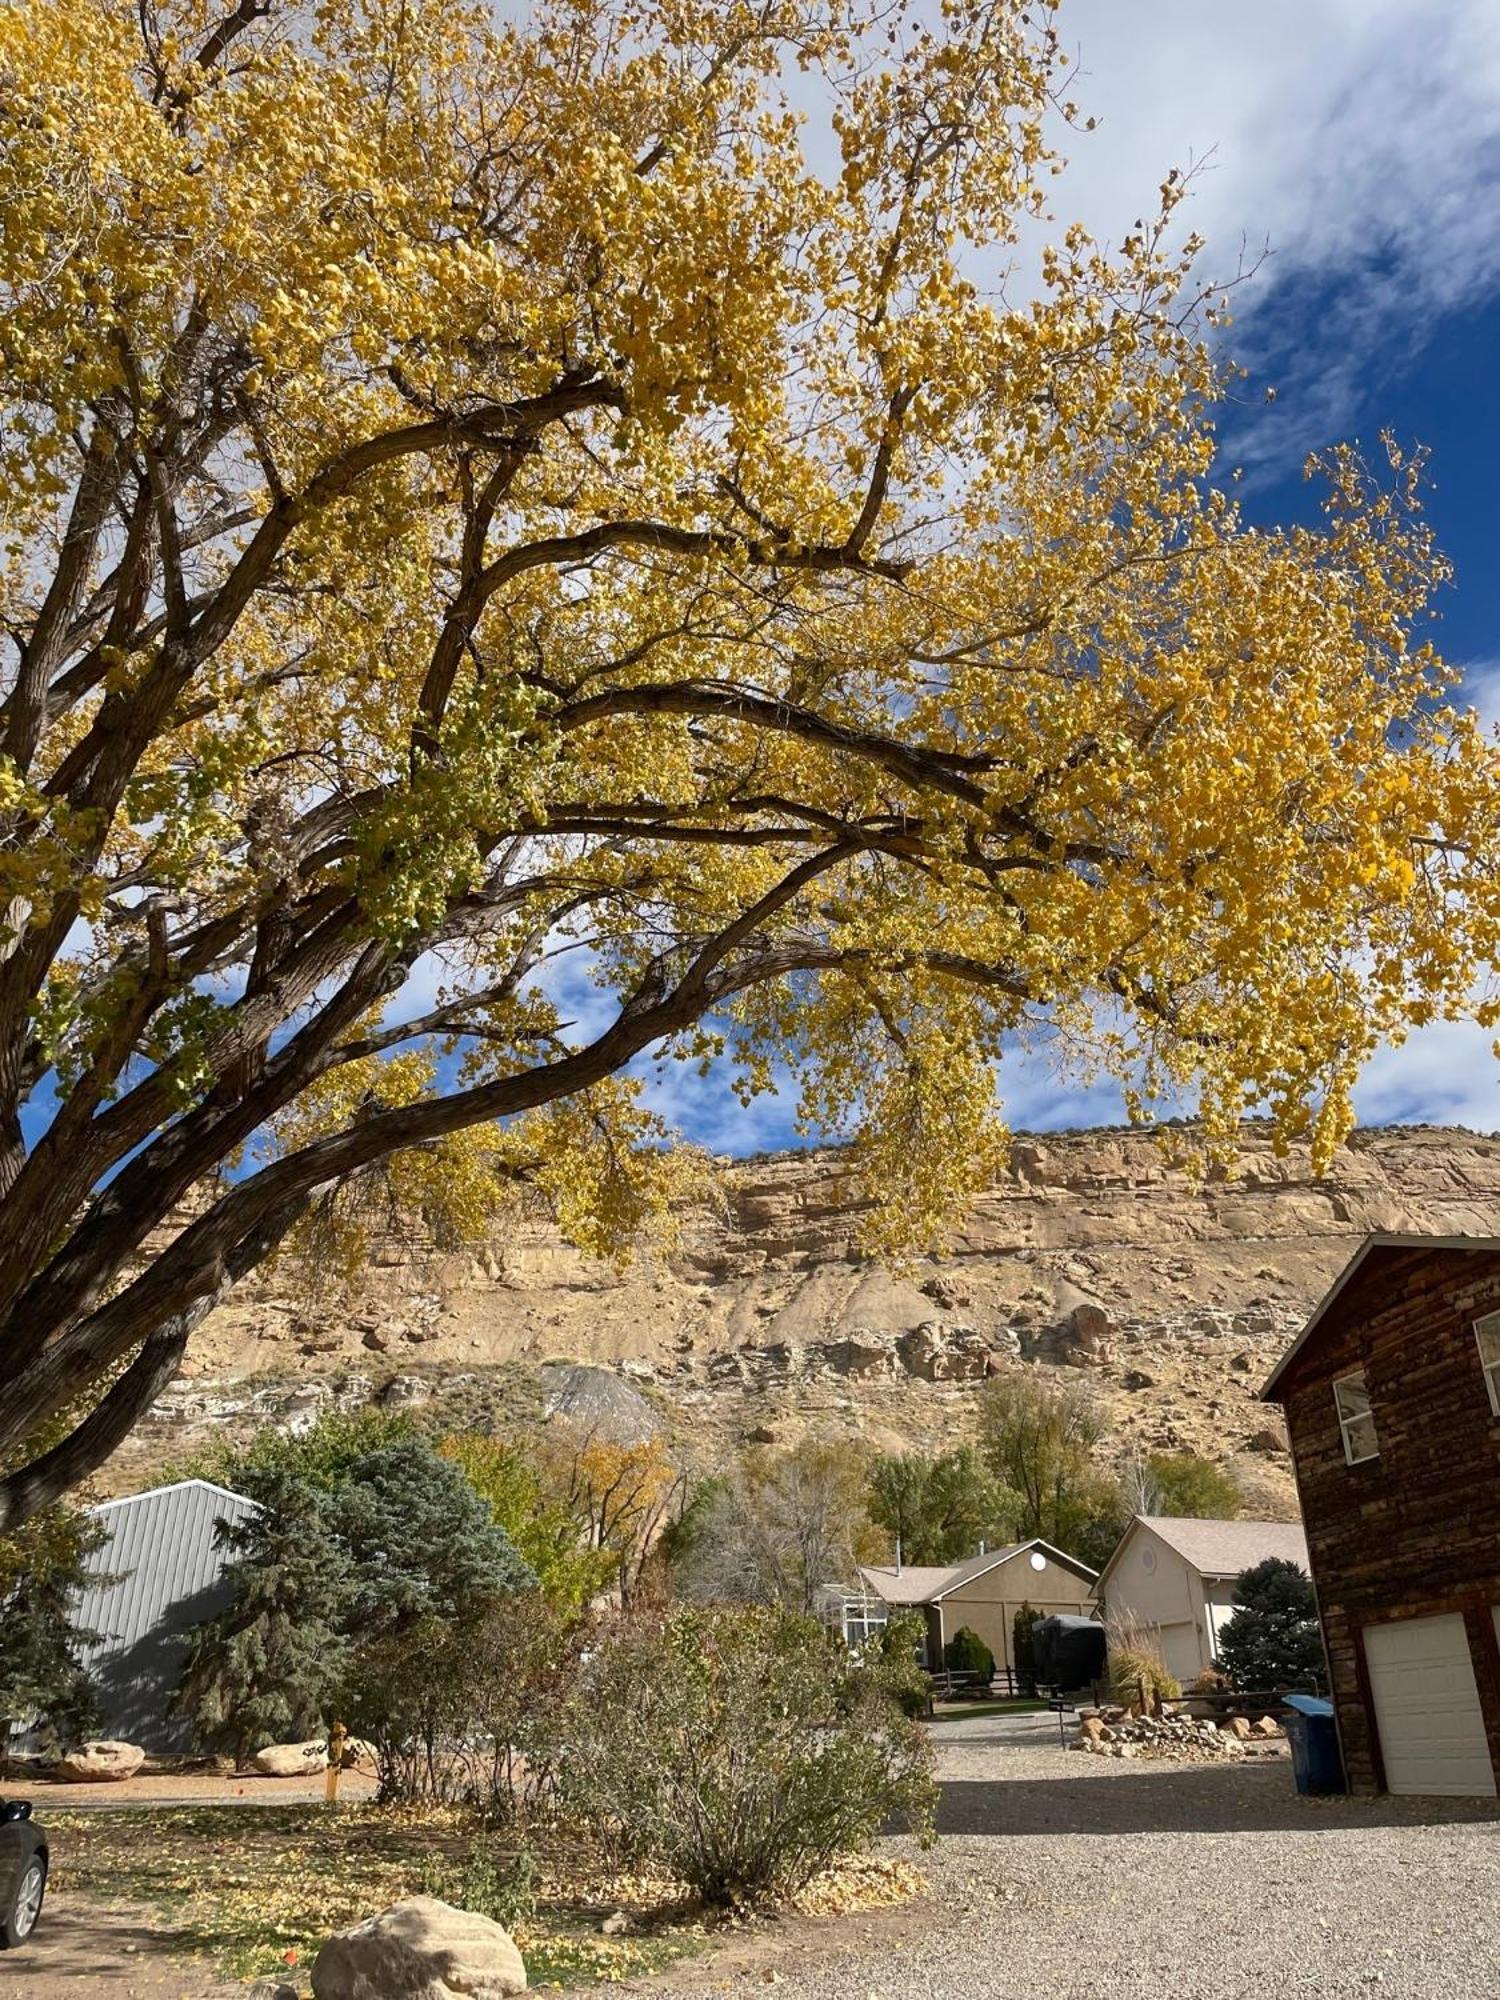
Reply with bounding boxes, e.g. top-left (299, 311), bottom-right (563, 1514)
top-left (1261, 1232), bottom-right (1500, 1401)
top-left (1095, 1514), bottom-right (1308, 1595)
